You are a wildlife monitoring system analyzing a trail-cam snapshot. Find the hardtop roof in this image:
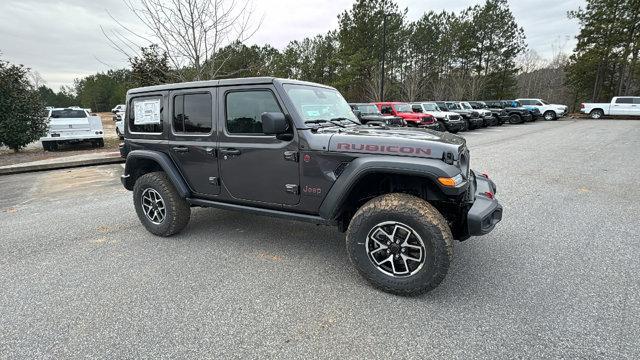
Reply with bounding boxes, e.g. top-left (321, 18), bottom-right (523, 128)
top-left (127, 77), bottom-right (333, 95)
